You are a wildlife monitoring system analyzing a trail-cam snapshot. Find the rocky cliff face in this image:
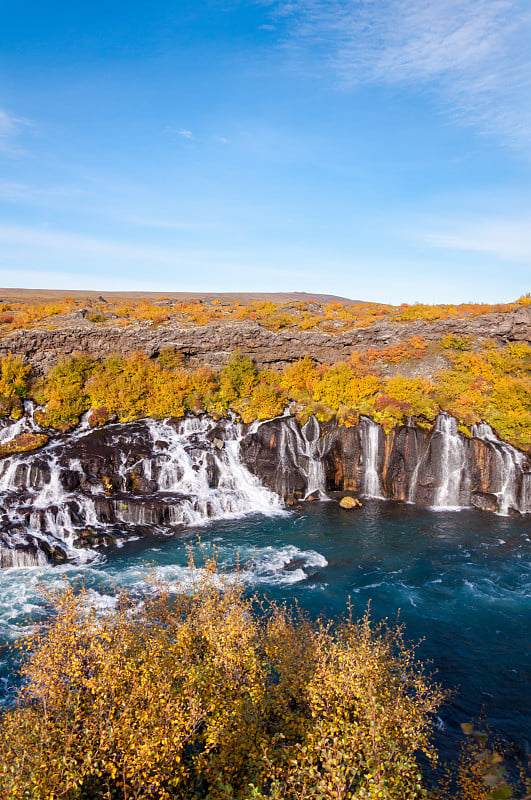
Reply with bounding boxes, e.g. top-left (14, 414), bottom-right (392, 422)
top-left (1, 306), bottom-right (530, 374)
top-left (241, 413), bottom-right (531, 515)
top-left (0, 411), bottom-right (529, 568)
